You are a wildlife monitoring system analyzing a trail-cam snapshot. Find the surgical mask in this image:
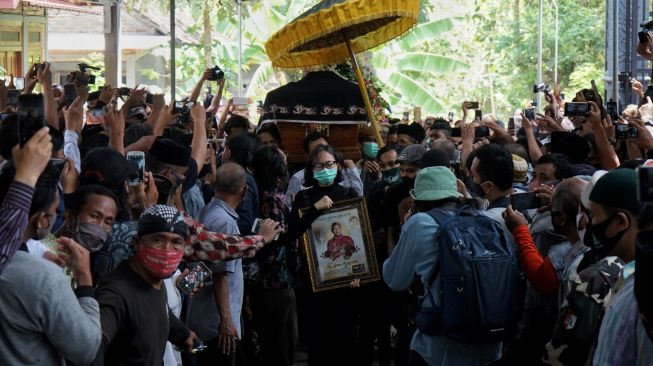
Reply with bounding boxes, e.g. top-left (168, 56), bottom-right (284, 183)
top-left (583, 211), bottom-right (629, 258)
top-left (75, 221), bottom-right (109, 252)
top-left (382, 167), bottom-right (400, 184)
top-left (576, 212), bottom-right (586, 241)
top-left (362, 142), bottom-right (379, 159)
top-left (135, 245), bottom-right (184, 278)
top-left (313, 167), bottom-right (337, 186)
